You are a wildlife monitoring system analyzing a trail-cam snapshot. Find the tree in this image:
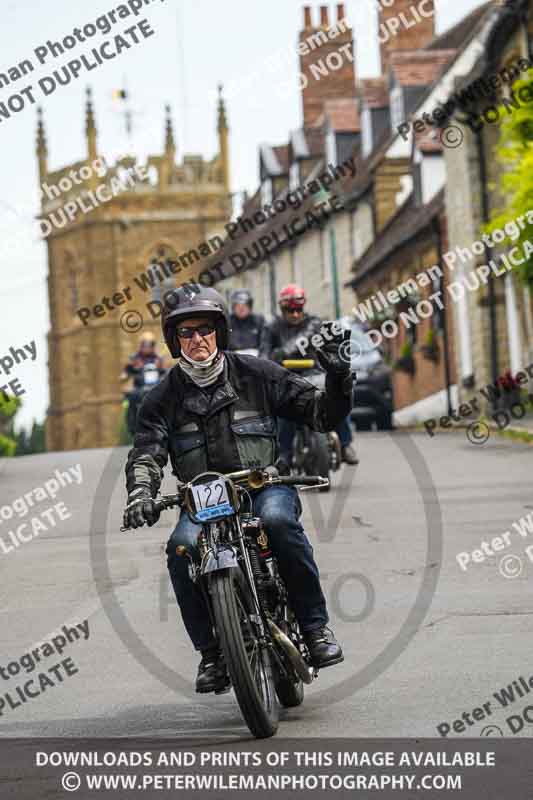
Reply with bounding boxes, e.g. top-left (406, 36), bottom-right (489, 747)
top-left (484, 69), bottom-right (533, 286)
top-left (15, 420), bottom-right (46, 456)
top-left (0, 394), bottom-right (21, 457)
